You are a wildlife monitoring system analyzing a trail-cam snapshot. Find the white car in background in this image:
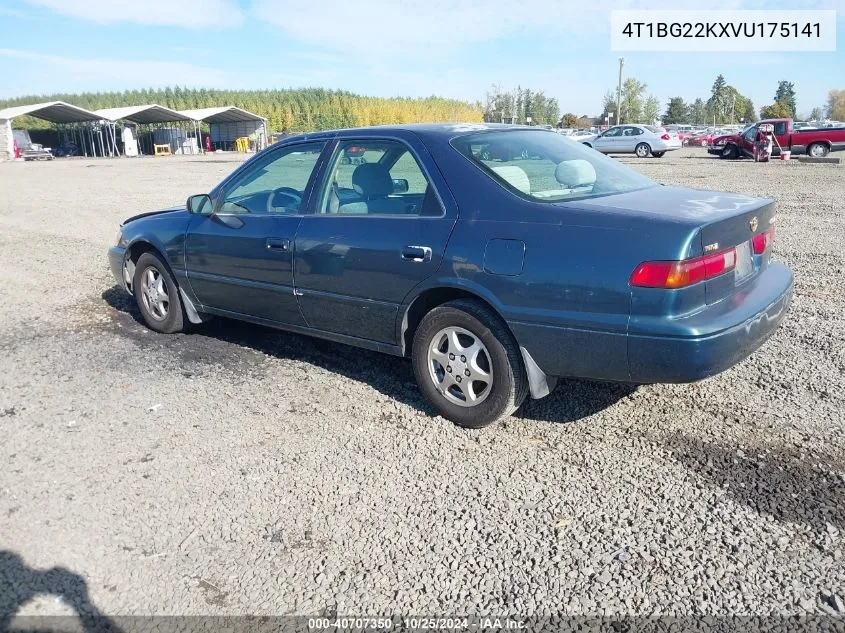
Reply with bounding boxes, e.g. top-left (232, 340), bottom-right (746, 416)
top-left (569, 129), bottom-right (598, 142)
top-left (580, 124), bottom-right (682, 158)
